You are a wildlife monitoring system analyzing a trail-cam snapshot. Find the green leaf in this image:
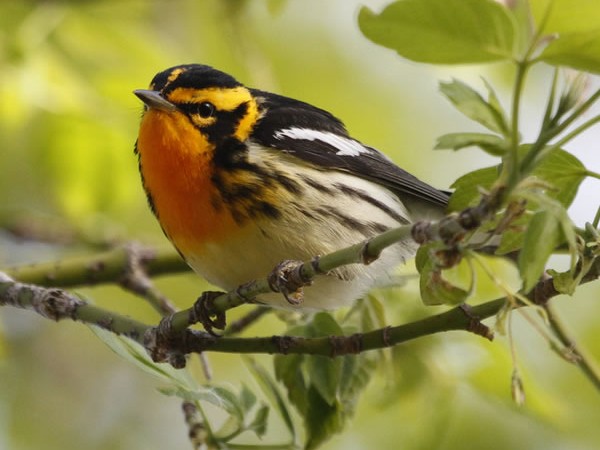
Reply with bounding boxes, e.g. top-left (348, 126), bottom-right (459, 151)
top-left (435, 132), bottom-right (508, 155)
top-left (239, 383), bottom-right (257, 412)
top-left (531, 0), bottom-right (600, 72)
top-left (548, 268), bottom-right (577, 295)
top-left (159, 385), bottom-right (243, 420)
top-left (305, 313), bottom-right (344, 406)
top-left (244, 356), bottom-right (297, 440)
top-left (304, 386), bottom-right (344, 450)
top-left (307, 312), bottom-right (345, 336)
top-left (495, 213), bottom-right (531, 255)
top-left (482, 77), bottom-right (510, 135)
top-left (510, 0), bottom-right (536, 55)
top-left (307, 355), bottom-right (342, 406)
top-left (247, 404), bottom-right (270, 438)
top-left (539, 30), bottom-right (600, 74)
top-left (338, 353), bottom-right (377, 410)
top-left (273, 353), bottom-right (308, 415)
top-left (88, 326), bottom-right (196, 390)
top-left (418, 253), bottom-right (471, 306)
top-left (440, 79), bottom-right (510, 135)
top-left (358, 0), bottom-right (517, 64)
top-left (448, 166), bottom-right (499, 211)
top-left (533, 148), bottom-right (587, 207)
top-left (518, 210), bottom-right (563, 292)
